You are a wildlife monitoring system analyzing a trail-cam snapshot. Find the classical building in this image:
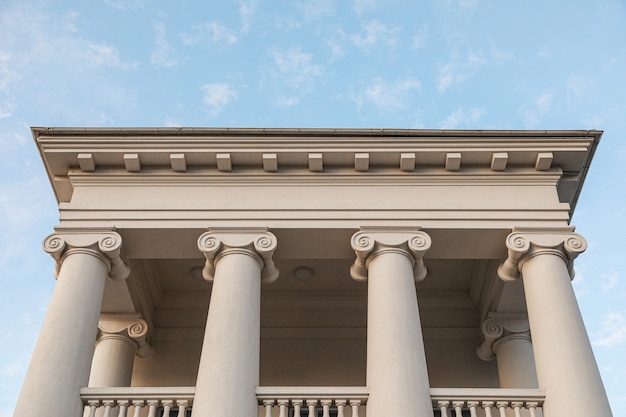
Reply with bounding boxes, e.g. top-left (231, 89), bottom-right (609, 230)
top-left (15, 128), bottom-right (612, 417)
